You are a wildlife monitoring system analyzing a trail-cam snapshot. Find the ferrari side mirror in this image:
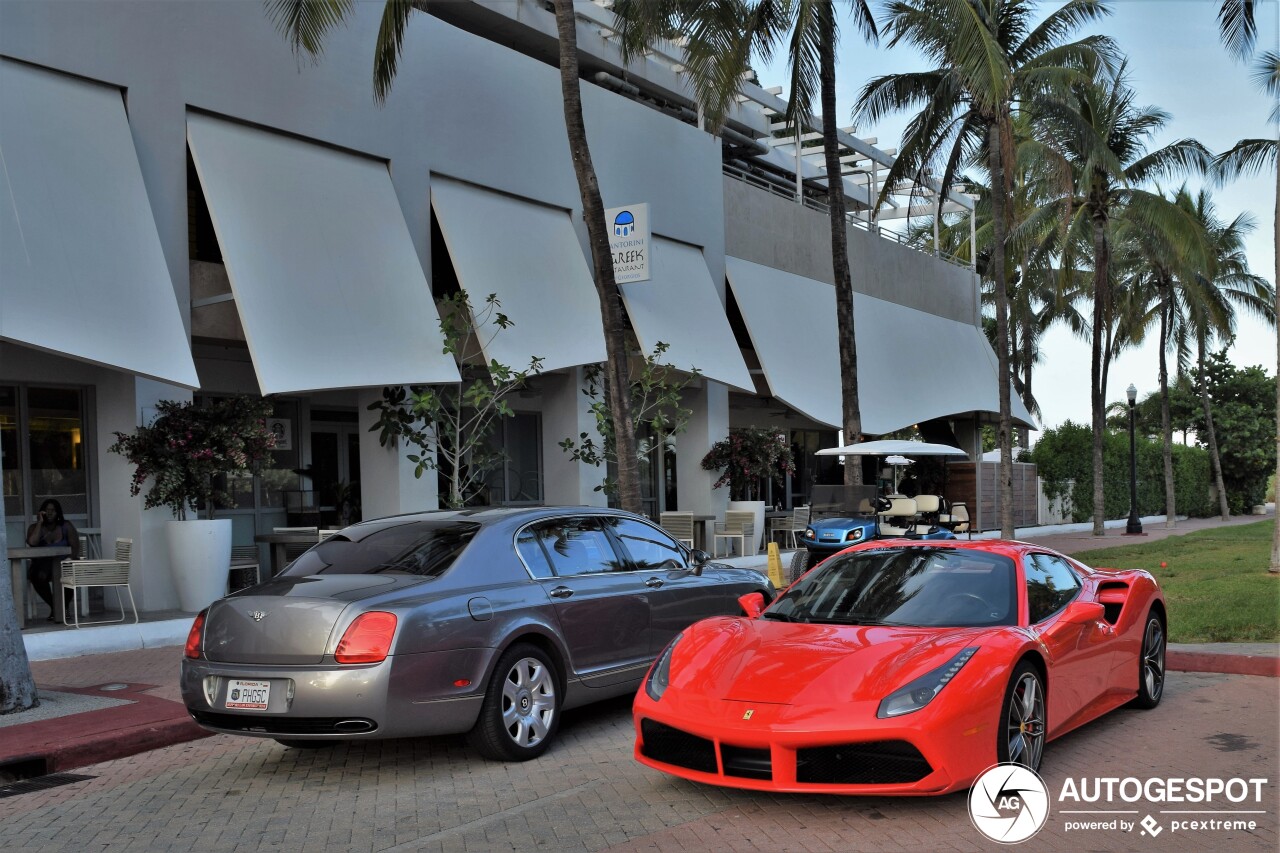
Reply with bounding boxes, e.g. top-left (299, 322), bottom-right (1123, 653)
top-left (1059, 599), bottom-right (1105, 625)
top-left (738, 592), bottom-right (765, 619)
